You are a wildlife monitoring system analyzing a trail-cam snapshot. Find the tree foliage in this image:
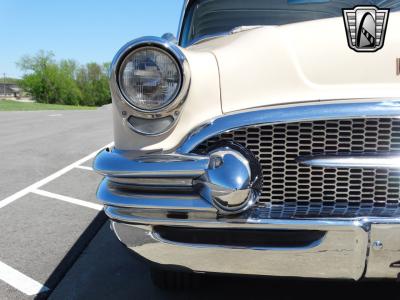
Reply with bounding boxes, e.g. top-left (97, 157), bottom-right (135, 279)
top-left (17, 50), bottom-right (111, 106)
